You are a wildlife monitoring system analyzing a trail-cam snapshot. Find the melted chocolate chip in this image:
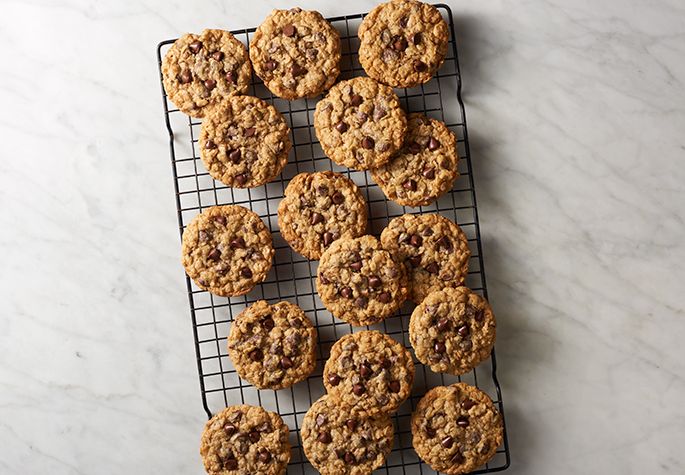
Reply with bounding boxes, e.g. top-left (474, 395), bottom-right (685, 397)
top-left (290, 64), bottom-right (306, 77)
top-left (379, 357), bottom-right (391, 369)
top-left (423, 167), bottom-right (435, 179)
top-left (378, 292), bottom-right (390, 303)
top-left (408, 142), bottom-right (421, 154)
top-left (283, 24), bottom-right (295, 36)
top-left (249, 349), bottom-right (263, 361)
top-left (281, 356), bottom-right (293, 369)
top-left (205, 139), bottom-right (217, 150)
top-left (231, 237), bottom-right (245, 249)
top-left (262, 317), bottom-right (274, 331)
top-left (437, 318), bottom-right (449, 332)
top-left (332, 192), bottom-right (344, 204)
top-left (223, 424), bottom-right (236, 436)
top-left (414, 60), bottom-right (427, 72)
top-left (311, 212), bottom-right (324, 225)
top-left (475, 309), bottom-right (485, 322)
top-left (480, 442), bottom-right (491, 454)
top-left (360, 363), bottom-right (372, 379)
top-left (426, 428), bottom-right (436, 438)
top-left (429, 137), bottom-right (441, 150)
top-left (335, 121), bottom-right (347, 133)
top-left (451, 451), bottom-right (465, 464)
top-left (323, 232), bottom-right (334, 246)
top-left (409, 256), bottom-right (421, 267)
top-left (436, 235), bottom-right (453, 251)
top-left (404, 179), bottom-right (416, 191)
top-left (434, 341), bottom-right (446, 353)
top-left (461, 399), bottom-right (476, 410)
top-left (350, 94), bottom-right (363, 106)
top-left (224, 458), bottom-right (237, 470)
top-left (457, 418), bottom-right (469, 428)
top-left (394, 37), bottom-right (408, 51)
top-left (353, 384), bottom-right (365, 396)
top-left (228, 149), bottom-right (241, 163)
top-left (189, 40), bottom-right (202, 53)
top-left (212, 51), bottom-right (224, 61)
top-left (388, 381), bottom-right (400, 393)
top-left (234, 174), bottom-right (247, 185)
top-left (362, 136), bottom-right (375, 149)
top-left (457, 324), bottom-right (469, 337)
top-left (410, 235), bottom-right (423, 247)
top-left (341, 287), bottom-right (353, 299)
top-left (240, 266), bottom-right (252, 278)
top-left (249, 431), bottom-right (260, 443)
top-left (208, 248), bottom-right (221, 261)
top-left (244, 127), bottom-right (256, 137)
top-left (317, 432), bottom-right (331, 444)
top-left (350, 261), bottom-right (362, 272)
top-left (225, 70), bottom-right (237, 83)
top-left (259, 451), bottom-right (271, 463)
top-left (410, 32), bottom-right (421, 45)
top-left (368, 276), bottom-right (381, 288)
top-left (346, 419), bottom-right (358, 431)
top-left (344, 452), bottom-right (356, 464)
top-left (328, 373), bottom-right (341, 386)
top-left (265, 60), bottom-right (277, 71)
top-left (204, 79), bottom-right (216, 90)
top-left (460, 340), bottom-right (473, 351)
top-left (180, 70), bottom-right (192, 83)
top-left (426, 263), bottom-right (439, 275)
top-left (316, 414), bottom-right (326, 426)
top-left (441, 436), bottom-right (454, 448)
